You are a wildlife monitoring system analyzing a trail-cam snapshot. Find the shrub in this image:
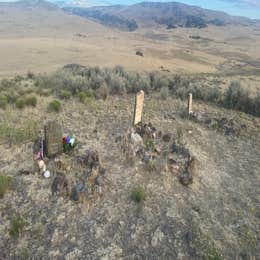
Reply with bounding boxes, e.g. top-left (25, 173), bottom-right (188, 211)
top-left (15, 98), bottom-right (26, 109)
top-left (224, 81), bottom-right (247, 109)
top-left (48, 100), bottom-right (61, 112)
top-left (160, 86), bottom-right (169, 100)
top-left (5, 90), bottom-right (19, 104)
top-left (108, 74), bottom-right (126, 95)
top-left (85, 89), bottom-right (94, 98)
top-left (9, 216), bottom-right (26, 239)
top-left (0, 175), bottom-right (13, 198)
top-left (25, 96), bottom-right (37, 107)
top-left (153, 75), bottom-right (169, 90)
top-left (113, 65), bottom-right (126, 77)
top-left (59, 90), bottom-right (71, 100)
top-left (131, 186), bottom-right (146, 203)
top-left (206, 87), bottom-right (222, 103)
top-left (78, 91), bottom-right (87, 103)
top-left (0, 95), bottom-right (7, 109)
top-left (96, 83), bottom-right (109, 100)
